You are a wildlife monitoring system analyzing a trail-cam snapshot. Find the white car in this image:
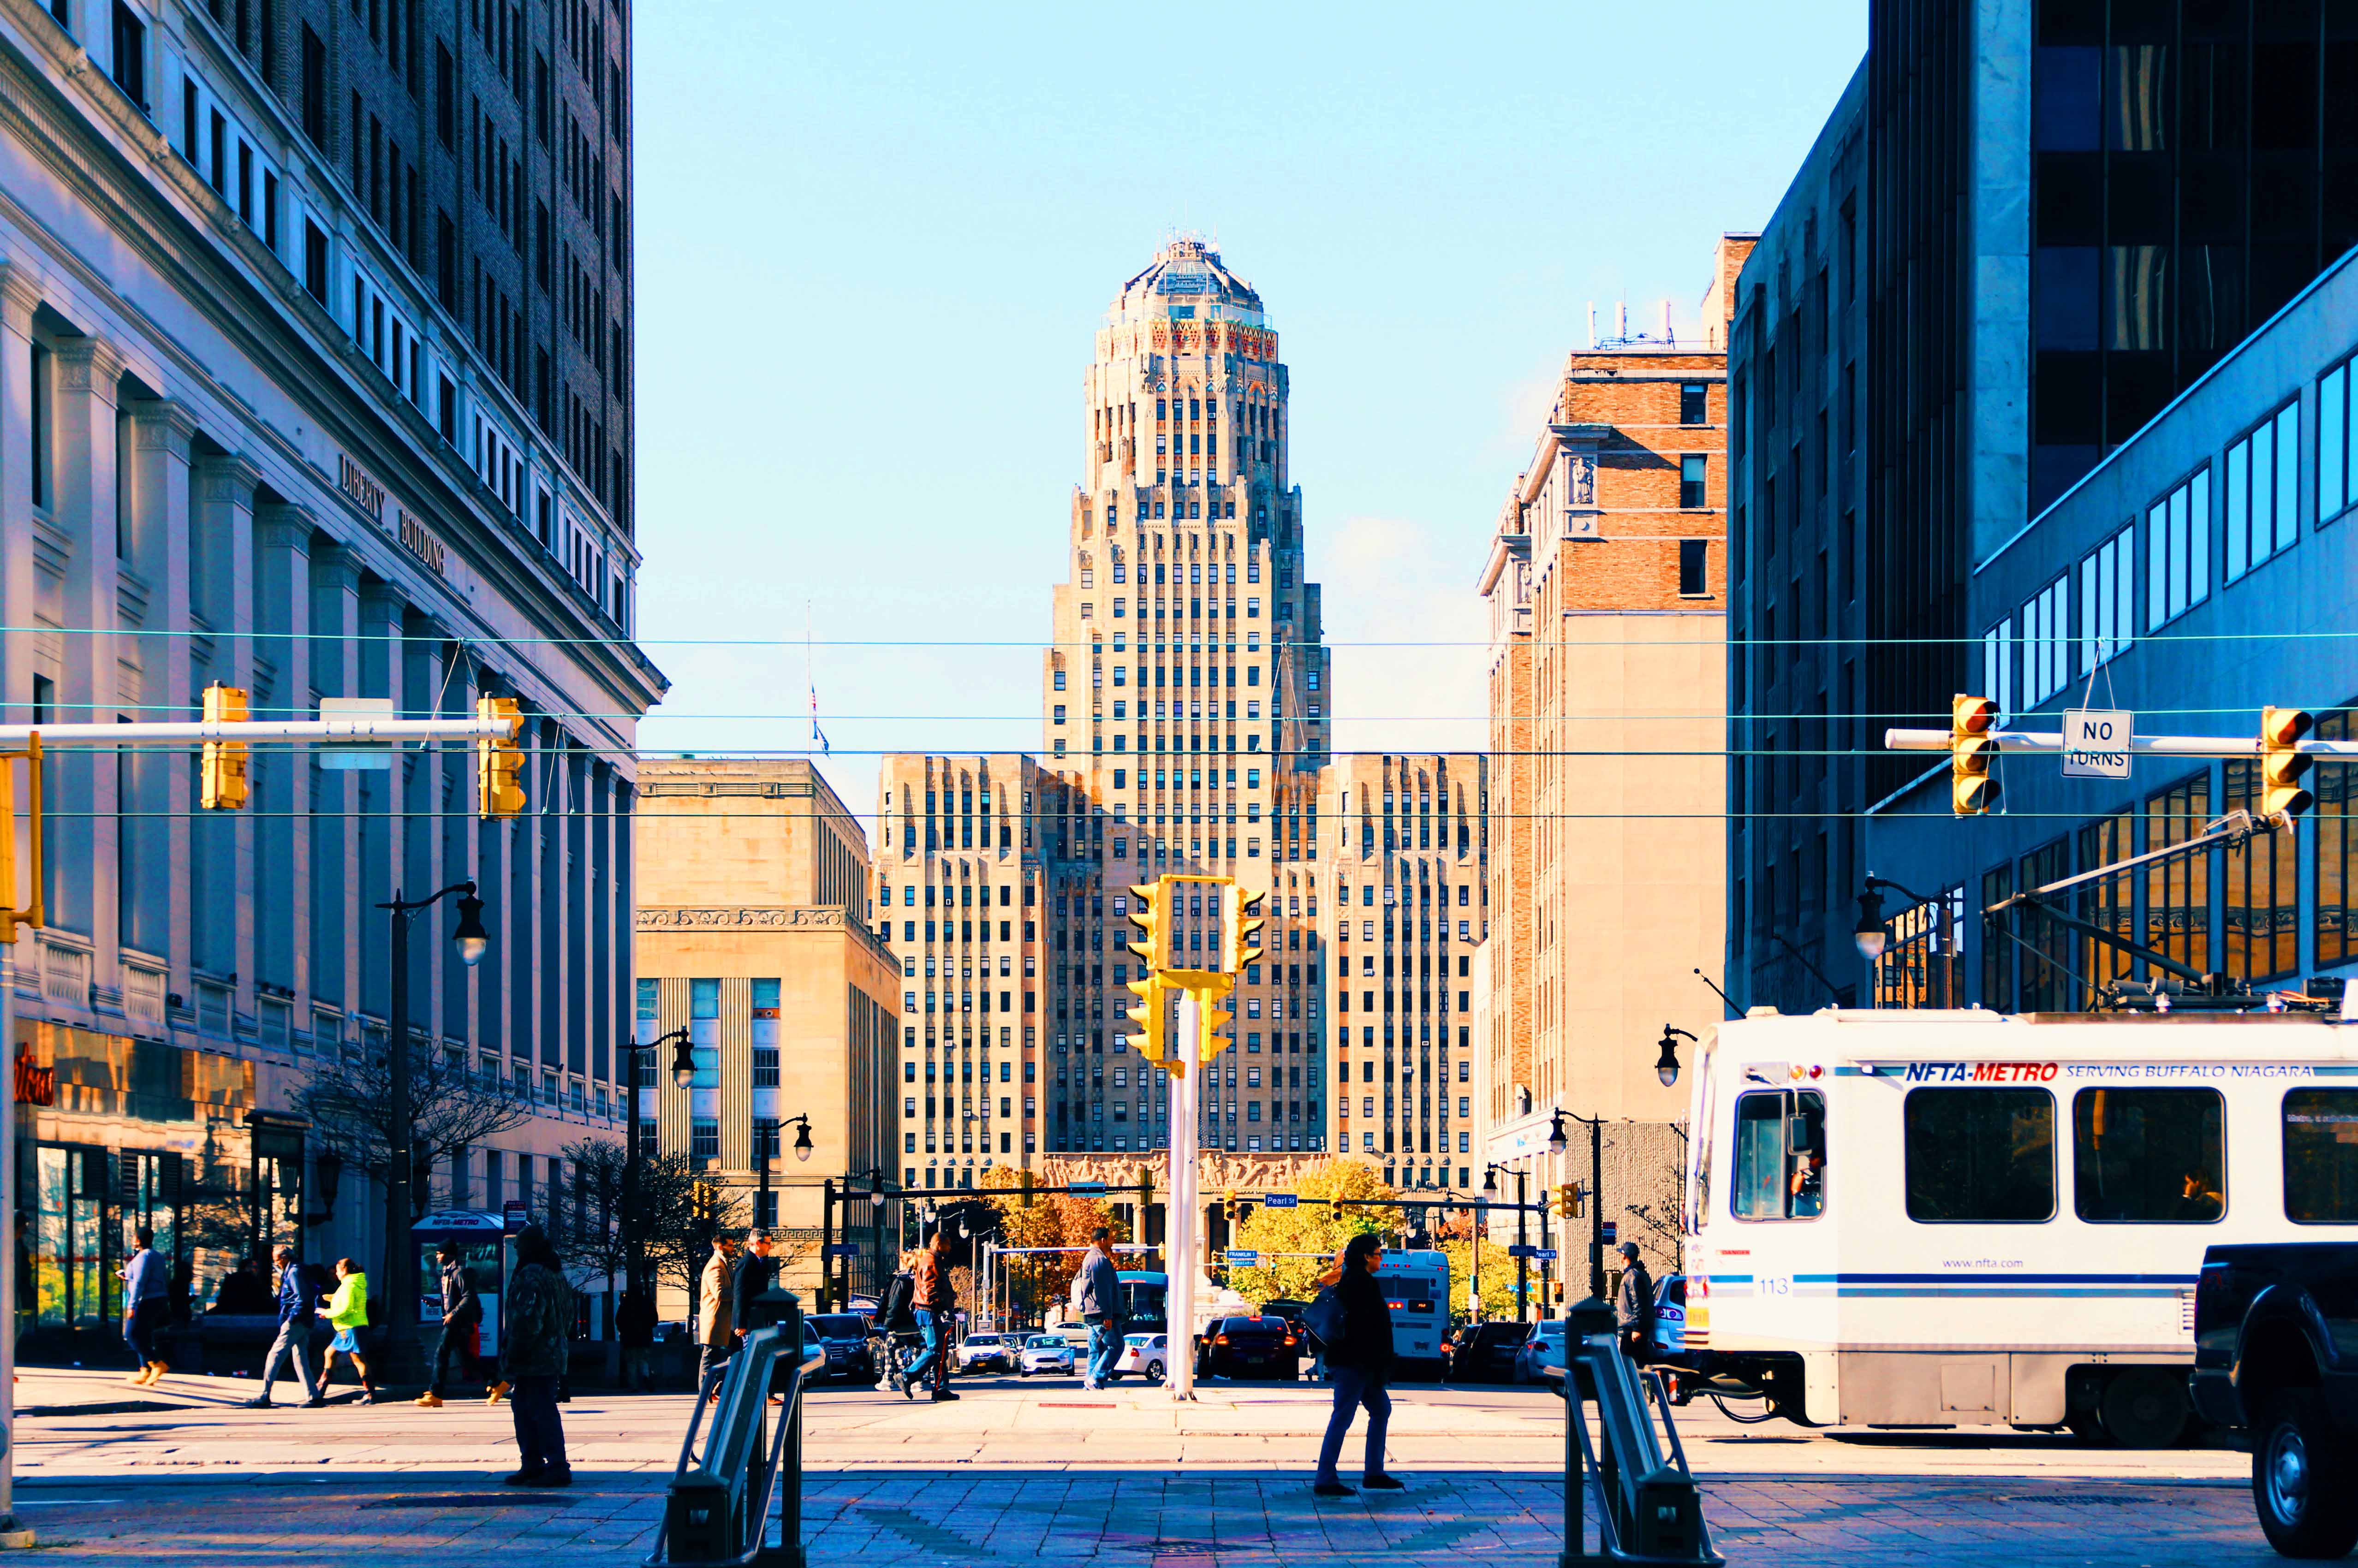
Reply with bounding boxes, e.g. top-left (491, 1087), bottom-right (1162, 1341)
top-left (955, 1333), bottom-right (1018, 1373)
top-left (1018, 1334), bottom-right (1075, 1377)
top-left (1110, 1331), bottom-right (1169, 1383)
top-left (1514, 1320), bottom-right (1568, 1384)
